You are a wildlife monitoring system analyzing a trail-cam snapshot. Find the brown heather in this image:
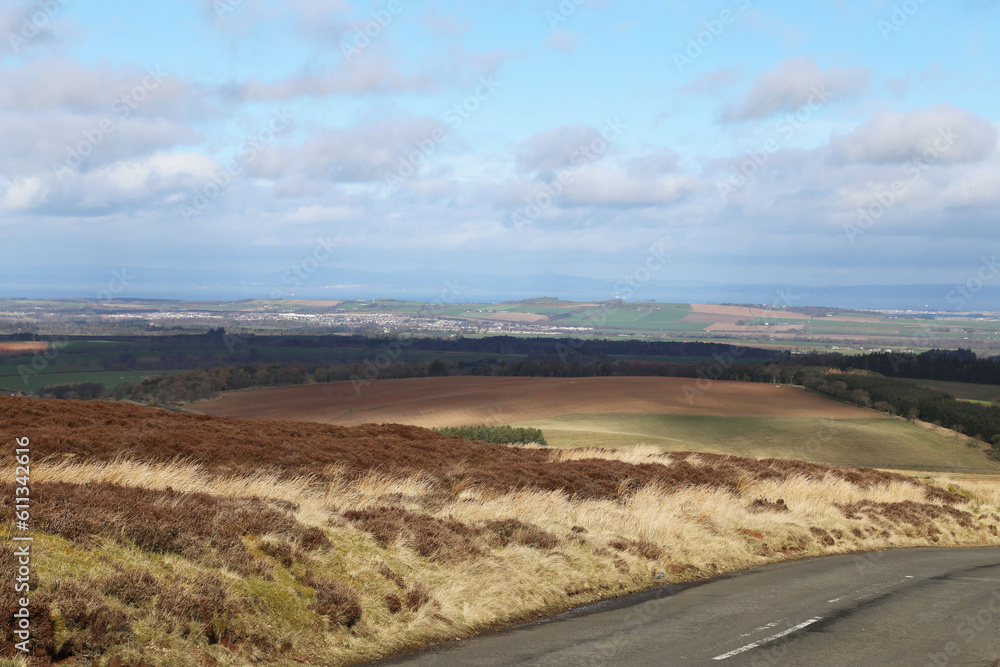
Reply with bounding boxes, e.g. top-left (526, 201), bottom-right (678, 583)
top-left (0, 396), bottom-right (998, 665)
top-left (0, 397), bottom-right (958, 502)
top-left (0, 480), bottom-right (318, 576)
